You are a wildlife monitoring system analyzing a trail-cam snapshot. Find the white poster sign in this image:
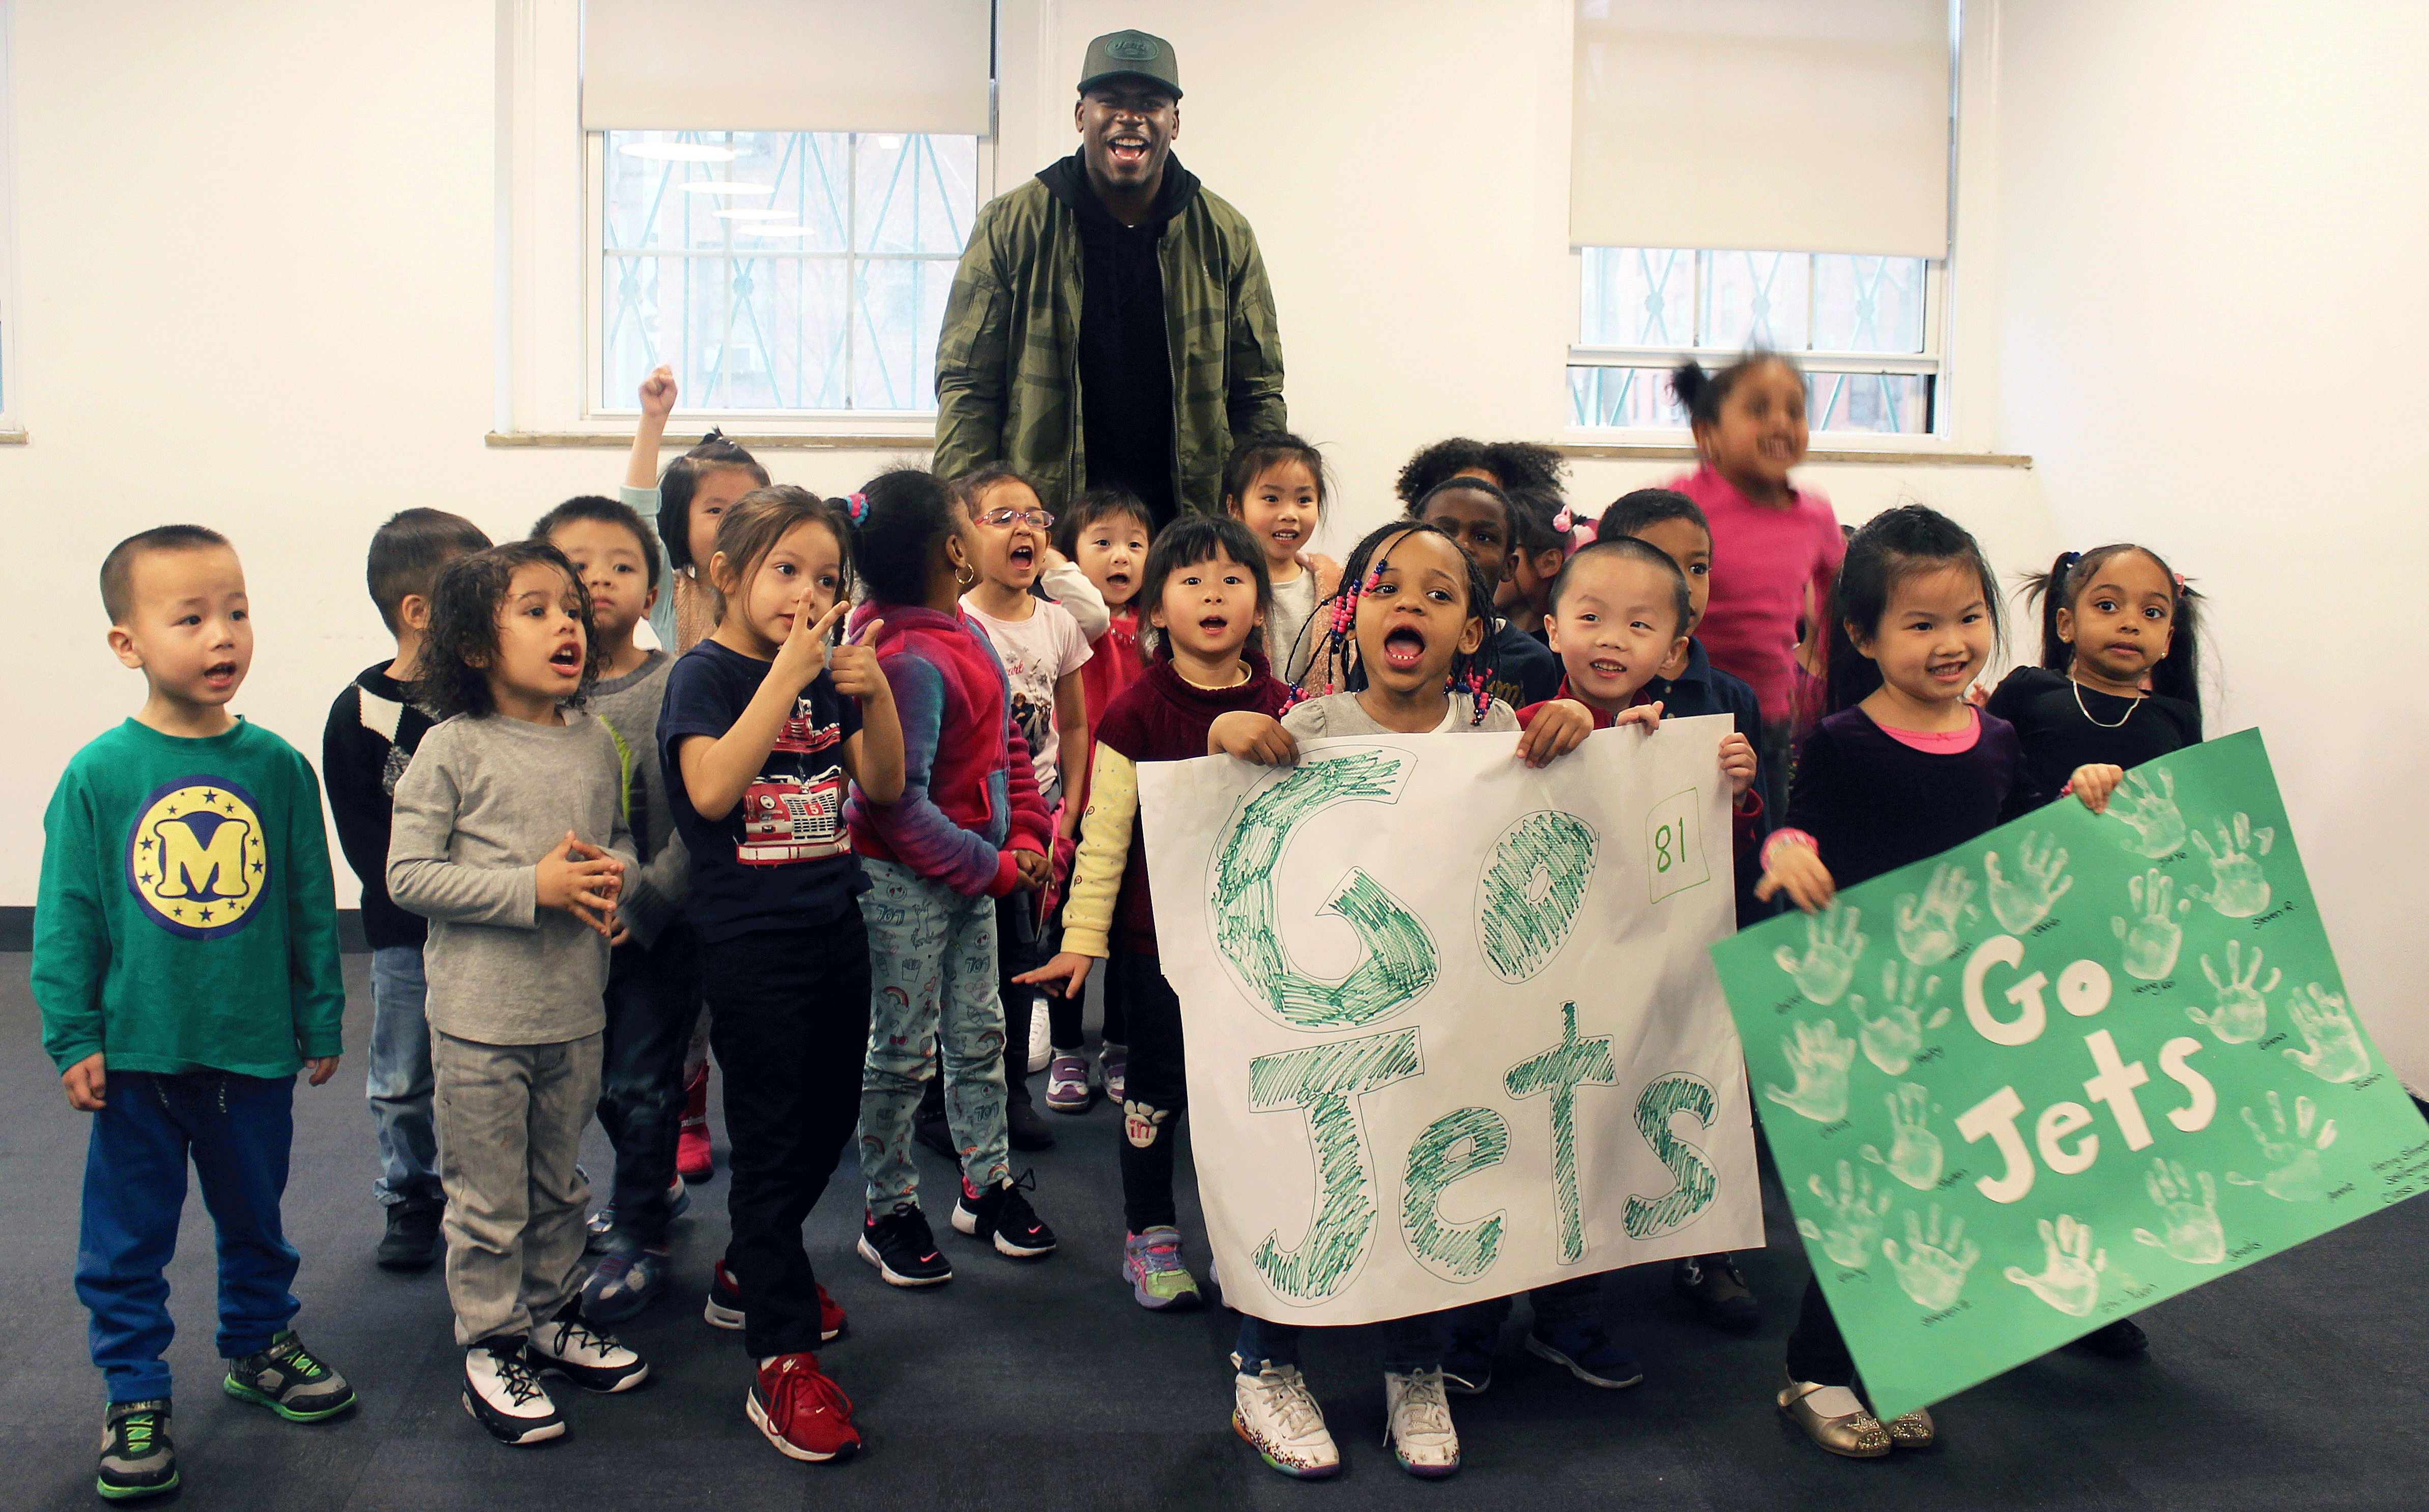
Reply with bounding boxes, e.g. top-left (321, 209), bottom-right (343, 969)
top-left (1138, 717), bottom-right (1763, 1325)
